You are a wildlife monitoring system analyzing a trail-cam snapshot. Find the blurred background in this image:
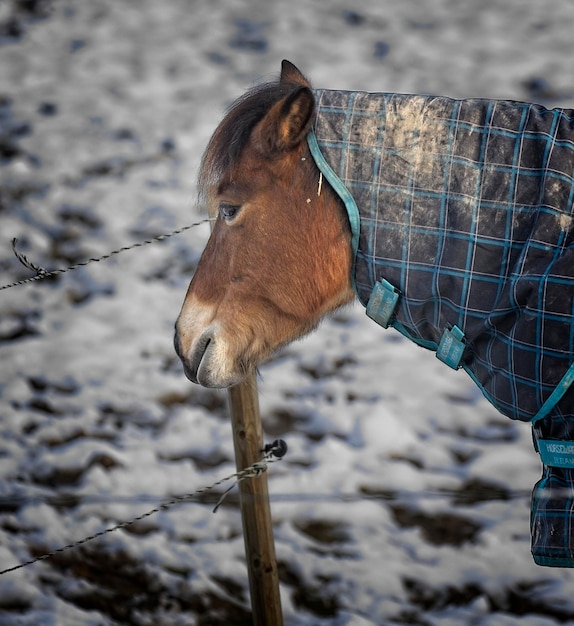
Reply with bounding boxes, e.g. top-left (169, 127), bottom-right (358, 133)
top-left (1, 1), bottom-right (574, 625)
